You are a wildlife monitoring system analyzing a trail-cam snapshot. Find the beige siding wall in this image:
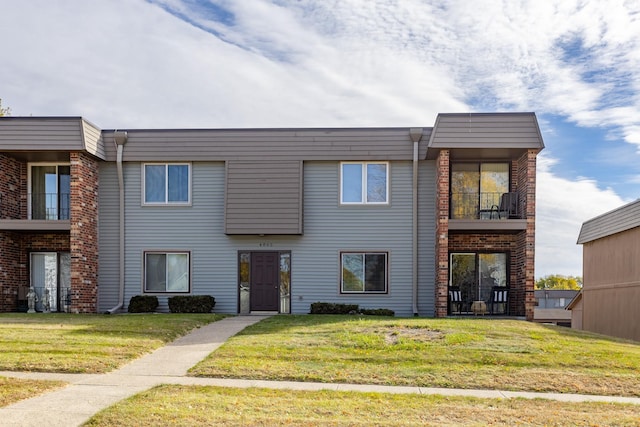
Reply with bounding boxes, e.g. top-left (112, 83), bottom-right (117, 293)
top-left (81, 120), bottom-right (105, 159)
top-left (582, 227), bottom-right (640, 342)
top-left (101, 128), bottom-right (430, 162)
top-left (429, 113), bottom-right (543, 149)
top-left (225, 160), bottom-right (303, 235)
top-left (571, 298), bottom-right (583, 330)
top-left (0, 117), bottom-right (86, 151)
